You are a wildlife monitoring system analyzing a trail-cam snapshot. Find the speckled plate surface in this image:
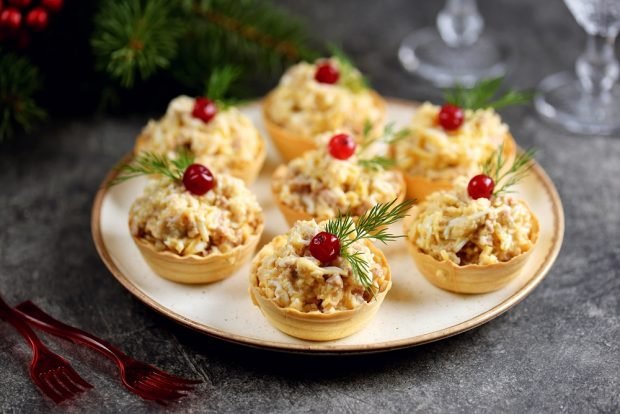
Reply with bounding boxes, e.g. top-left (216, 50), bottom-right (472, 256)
top-left (91, 99), bottom-right (564, 354)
